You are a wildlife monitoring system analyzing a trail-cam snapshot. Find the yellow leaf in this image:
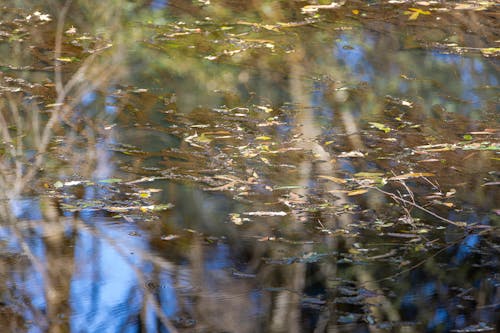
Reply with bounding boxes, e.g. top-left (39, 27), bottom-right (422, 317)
top-left (57, 57), bottom-right (75, 62)
top-left (352, 9), bottom-right (359, 15)
top-left (347, 189), bottom-right (368, 196)
top-left (318, 175), bottom-right (347, 184)
top-left (260, 157), bottom-right (270, 165)
top-left (409, 8), bottom-right (431, 15)
top-left (256, 136), bottom-right (272, 141)
top-left (408, 11), bottom-right (420, 20)
top-left (369, 122), bottom-right (391, 133)
top-left (354, 172), bottom-right (384, 178)
top-left (256, 105), bottom-right (273, 113)
top-left (195, 133), bottom-right (212, 143)
top-left (404, 7), bottom-right (430, 20)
